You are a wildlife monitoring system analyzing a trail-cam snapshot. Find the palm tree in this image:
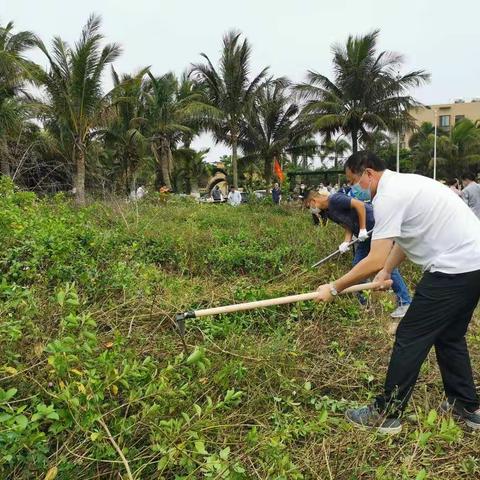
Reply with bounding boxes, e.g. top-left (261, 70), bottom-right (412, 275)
top-left (103, 67), bottom-right (148, 194)
top-left (433, 119), bottom-right (480, 178)
top-left (36, 14), bottom-right (121, 205)
top-left (177, 71), bottom-right (204, 149)
top-left (289, 135), bottom-right (319, 169)
top-left (239, 78), bottom-right (310, 186)
top-left (450, 119), bottom-right (480, 171)
top-left (0, 21), bottom-right (38, 176)
top-left (409, 122), bottom-right (444, 175)
top-left (296, 30), bottom-right (429, 153)
top-left (142, 72), bottom-right (195, 190)
top-left (319, 138), bottom-right (351, 168)
top-left (172, 147), bottom-right (209, 194)
top-left (191, 30), bottom-right (269, 188)
top-left (0, 98), bottom-right (26, 176)
top-left (362, 130), bottom-right (392, 152)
